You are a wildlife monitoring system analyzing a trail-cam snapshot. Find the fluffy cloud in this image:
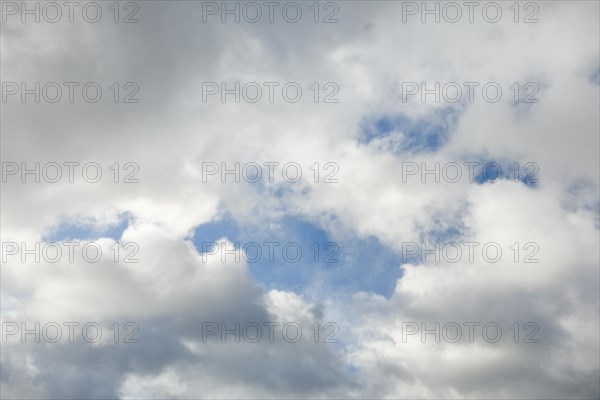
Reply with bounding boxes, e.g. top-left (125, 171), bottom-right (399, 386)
top-left (1, 1), bottom-right (598, 398)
